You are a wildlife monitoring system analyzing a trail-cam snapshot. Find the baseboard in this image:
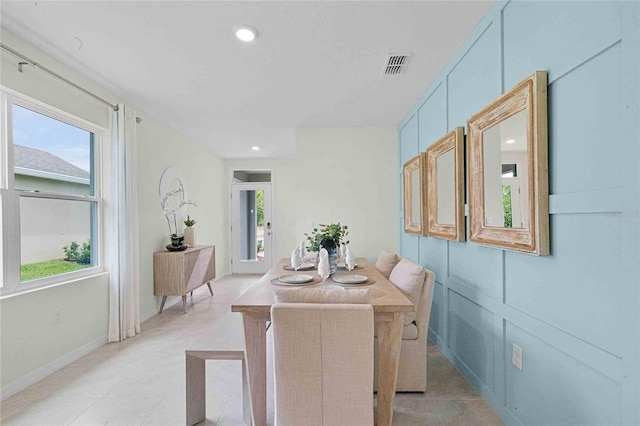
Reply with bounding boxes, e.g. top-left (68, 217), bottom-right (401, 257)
top-left (1, 333), bottom-right (108, 401)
